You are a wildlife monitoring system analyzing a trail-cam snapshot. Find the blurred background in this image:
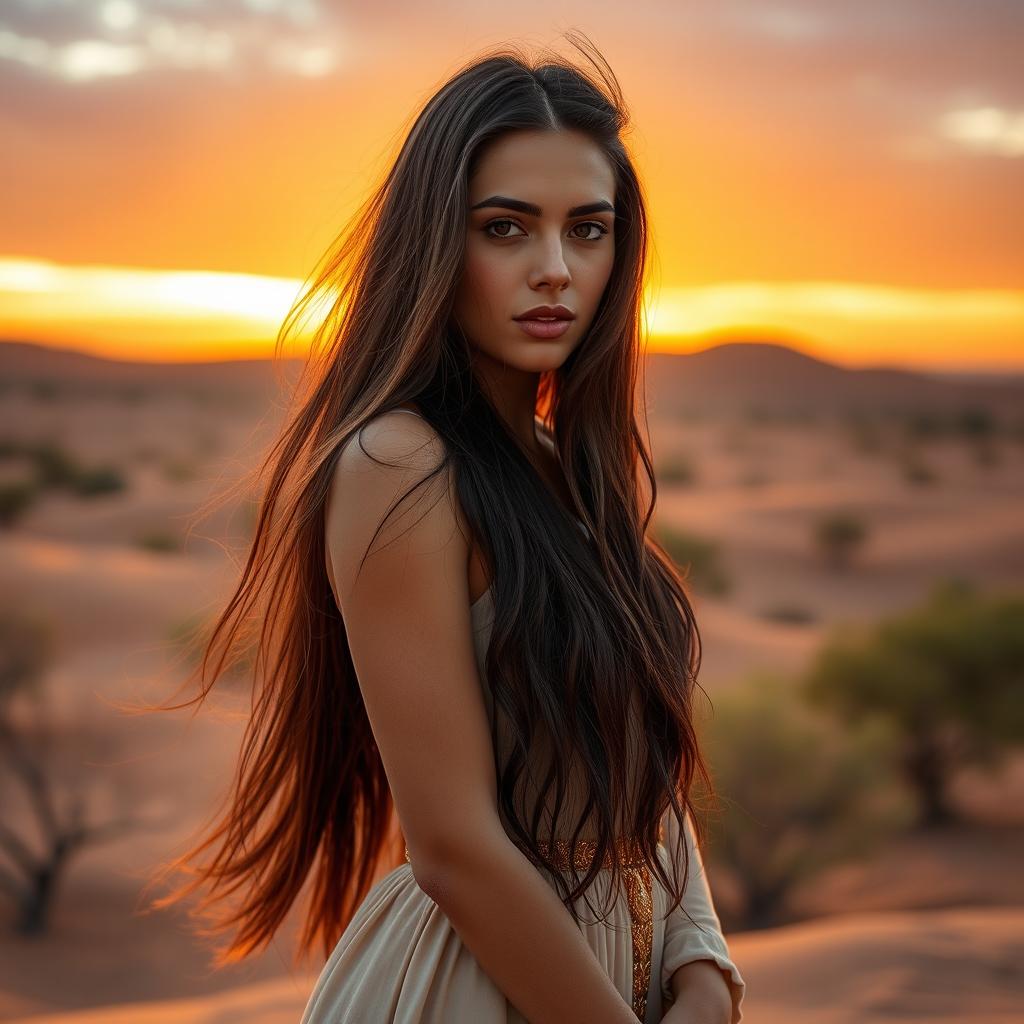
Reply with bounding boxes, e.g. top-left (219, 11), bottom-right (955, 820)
top-left (1, 3), bottom-right (1022, 1023)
